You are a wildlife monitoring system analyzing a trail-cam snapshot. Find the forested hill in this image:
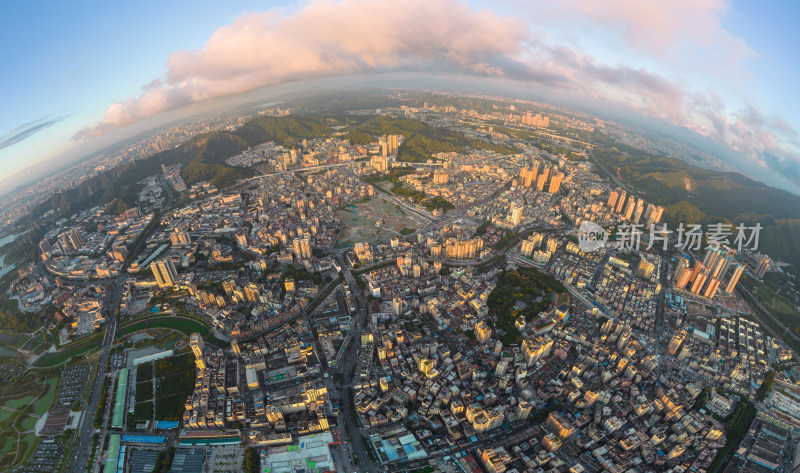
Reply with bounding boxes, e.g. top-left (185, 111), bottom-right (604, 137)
top-left (591, 133), bottom-right (800, 270)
